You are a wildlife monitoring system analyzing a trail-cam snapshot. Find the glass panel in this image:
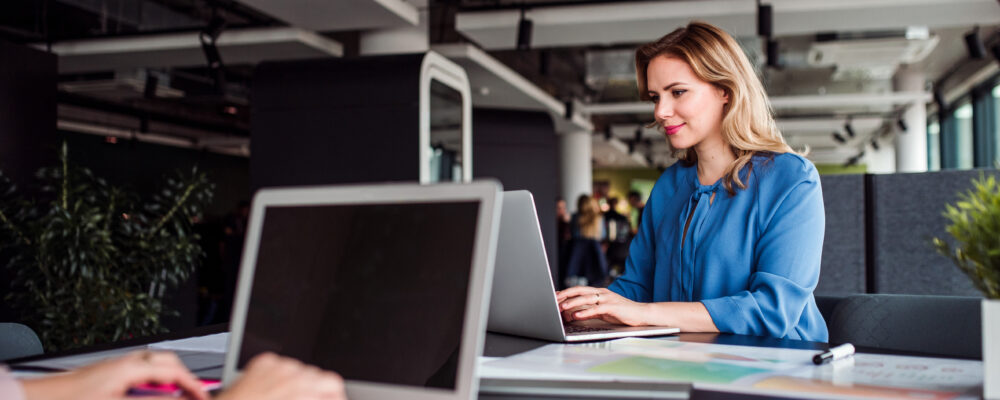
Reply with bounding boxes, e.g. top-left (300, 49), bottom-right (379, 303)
top-left (428, 80), bottom-right (464, 183)
top-left (993, 83), bottom-right (1000, 167)
top-left (927, 115), bottom-right (940, 171)
top-left (954, 101), bottom-right (974, 169)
